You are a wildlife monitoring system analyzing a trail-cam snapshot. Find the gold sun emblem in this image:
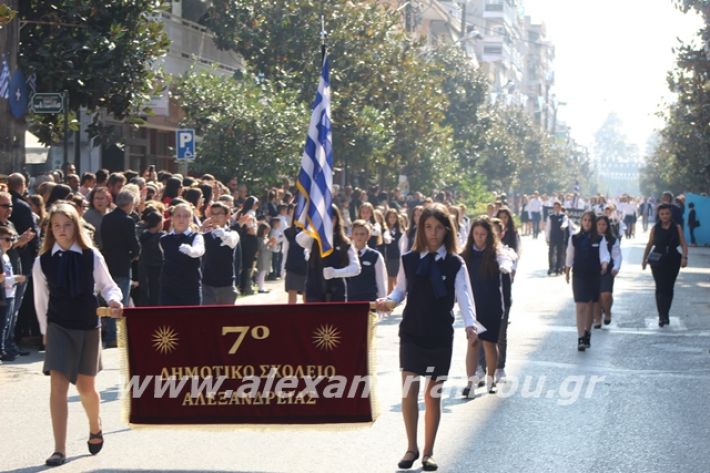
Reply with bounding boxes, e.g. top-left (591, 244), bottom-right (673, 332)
top-left (312, 324), bottom-right (342, 351)
top-left (152, 326), bottom-right (179, 354)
